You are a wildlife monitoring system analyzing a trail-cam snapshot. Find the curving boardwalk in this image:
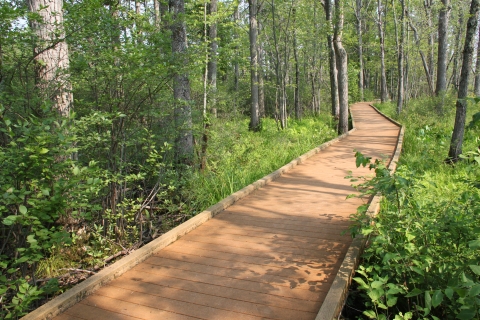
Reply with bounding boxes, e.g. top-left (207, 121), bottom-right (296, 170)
top-left (52, 103), bottom-right (400, 320)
